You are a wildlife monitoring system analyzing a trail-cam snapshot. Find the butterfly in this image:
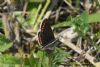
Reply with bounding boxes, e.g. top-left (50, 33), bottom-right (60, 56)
top-left (38, 19), bottom-right (58, 52)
